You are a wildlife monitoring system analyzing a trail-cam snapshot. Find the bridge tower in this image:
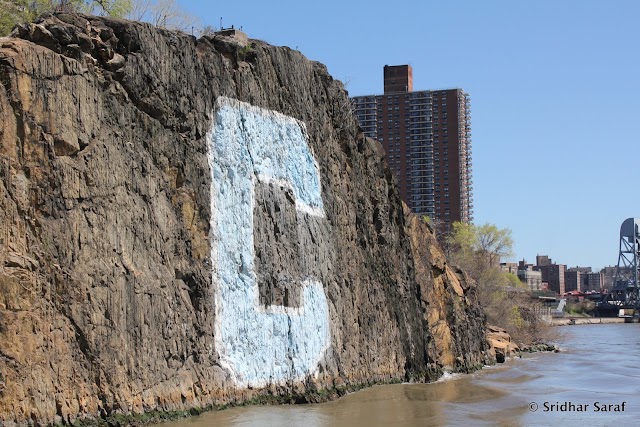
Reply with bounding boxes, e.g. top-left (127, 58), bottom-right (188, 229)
top-left (604, 218), bottom-right (640, 312)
